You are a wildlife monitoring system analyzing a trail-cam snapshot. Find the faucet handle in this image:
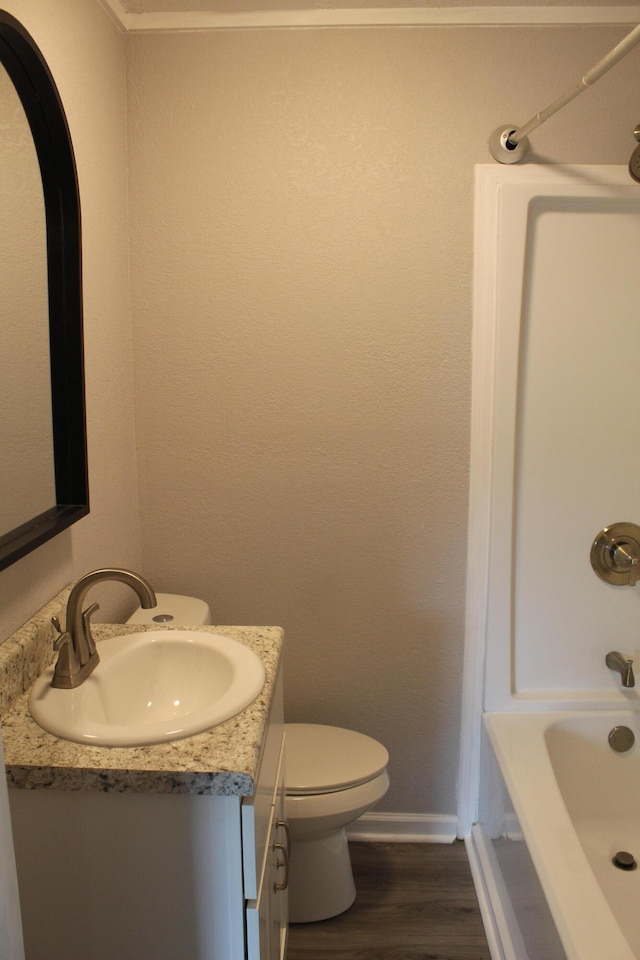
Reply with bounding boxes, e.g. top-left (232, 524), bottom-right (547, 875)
top-left (52, 630), bottom-right (72, 653)
top-left (50, 619), bottom-right (81, 686)
top-left (51, 616), bottom-right (70, 651)
top-left (81, 602), bottom-right (100, 657)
